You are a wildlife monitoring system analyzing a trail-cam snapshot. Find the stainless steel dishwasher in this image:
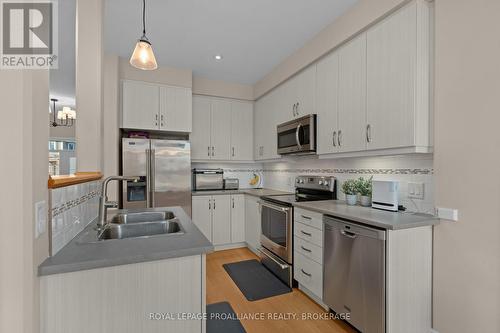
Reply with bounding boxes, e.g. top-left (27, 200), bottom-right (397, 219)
top-left (323, 216), bottom-right (386, 333)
